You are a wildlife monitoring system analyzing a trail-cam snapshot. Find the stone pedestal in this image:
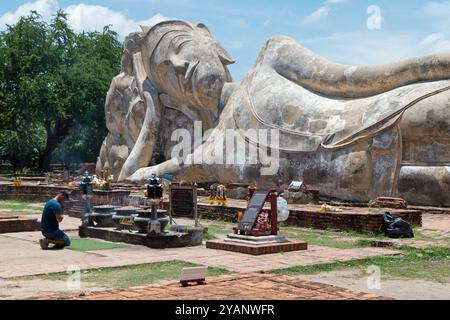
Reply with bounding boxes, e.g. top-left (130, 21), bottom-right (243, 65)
top-left (0, 214), bottom-right (40, 233)
top-left (79, 226), bottom-right (192, 249)
top-left (170, 225), bottom-right (205, 246)
top-left (224, 234), bottom-right (288, 244)
top-left (206, 233), bottom-right (307, 255)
